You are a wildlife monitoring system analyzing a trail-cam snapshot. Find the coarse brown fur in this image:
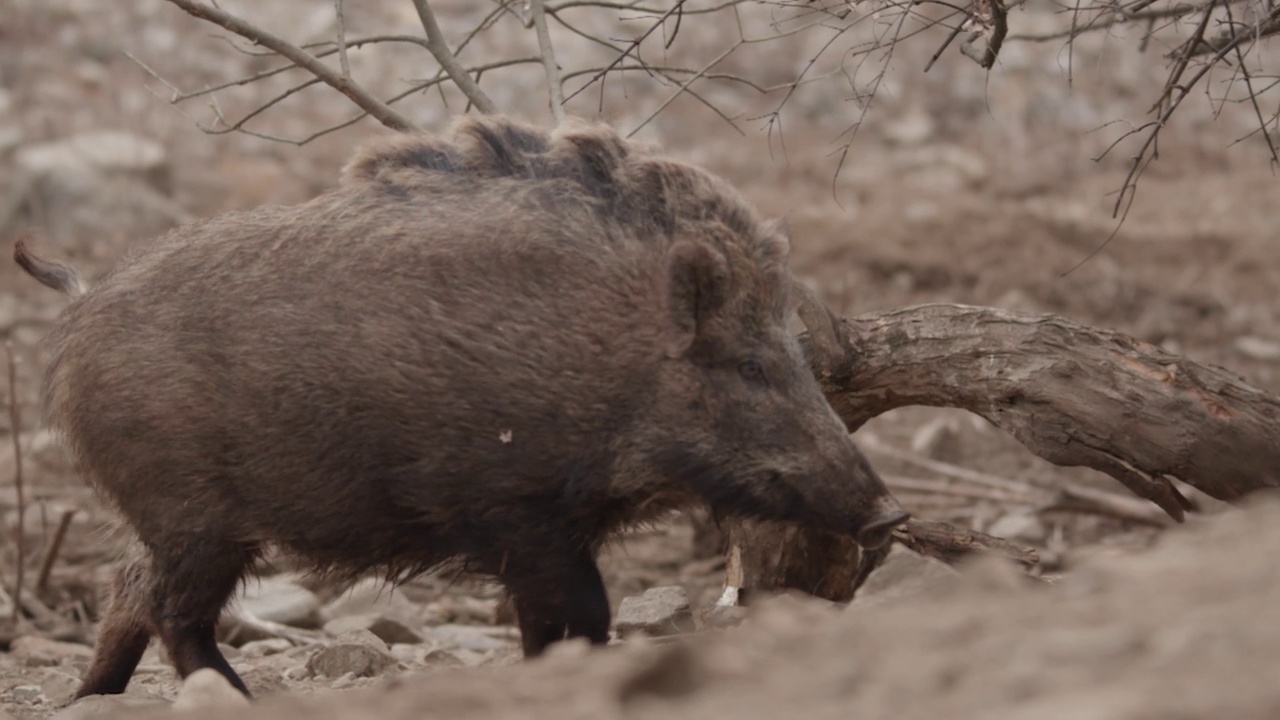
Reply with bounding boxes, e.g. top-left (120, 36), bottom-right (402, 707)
top-left (19, 115), bottom-right (907, 701)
